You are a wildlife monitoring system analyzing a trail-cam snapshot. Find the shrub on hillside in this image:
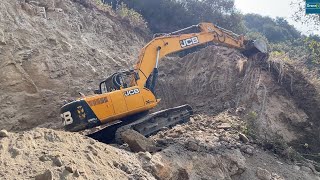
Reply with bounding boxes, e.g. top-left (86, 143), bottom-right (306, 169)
top-left (115, 3), bottom-right (147, 30)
